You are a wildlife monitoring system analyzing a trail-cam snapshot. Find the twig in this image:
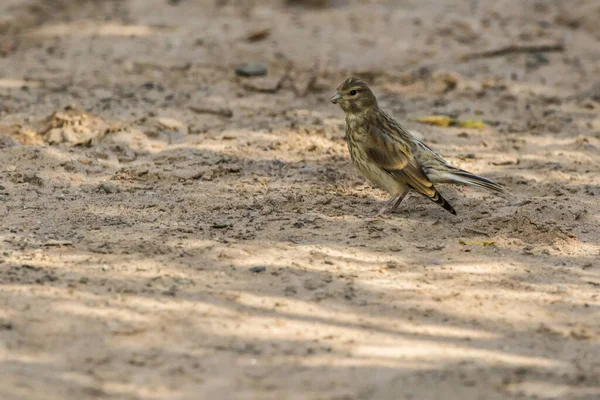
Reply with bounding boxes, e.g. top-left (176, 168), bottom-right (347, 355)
top-left (43, 240), bottom-right (74, 247)
top-left (461, 42), bottom-right (565, 61)
top-left (463, 227), bottom-right (490, 236)
top-left (189, 105), bottom-right (233, 118)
